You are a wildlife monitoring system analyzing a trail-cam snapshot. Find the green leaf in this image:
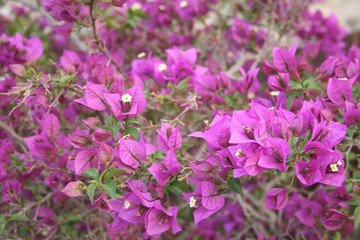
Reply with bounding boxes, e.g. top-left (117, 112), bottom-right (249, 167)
top-left (349, 205), bottom-right (357, 216)
top-left (168, 82), bottom-right (179, 92)
top-left (288, 136), bottom-right (299, 149)
top-left (0, 215), bottom-right (5, 235)
top-left (57, 75), bottom-right (73, 84)
top-left (228, 177), bottom-right (242, 194)
top-left (169, 180), bottom-right (188, 197)
top-left (303, 79), bottom-right (324, 92)
top-left (289, 80), bottom-right (303, 90)
top-left (24, 69), bottom-right (34, 77)
top-left (116, 188), bottom-right (124, 199)
top-left (61, 224), bottom-right (69, 234)
top-left (104, 180), bottom-right (117, 200)
top-left (286, 94), bottom-right (295, 109)
top-left (110, 121), bottom-right (121, 139)
top-left (66, 215), bottom-right (83, 223)
top-left (106, 169), bottom-right (127, 182)
top-left (126, 118), bottom-right (139, 125)
top-left (333, 231), bottom-right (341, 240)
top-left (7, 214), bottom-right (29, 223)
top-left (125, 127), bottom-right (139, 141)
top-left (178, 77), bottom-right (191, 90)
top-left (152, 151), bottom-right (166, 159)
top-left (225, 95), bottom-right (234, 105)
top-left (53, 216), bottom-right (64, 222)
top-left (179, 144), bottom-right (194, 152)
top-left (347, 126), bottom-right (355, 138)
top-left (106, 116), bottom-right (114, 126)
top-left (54, 87), bottom-right (61, 96)
top-left (354, 171), bottom-right (360, 180)
top-left (347, 198), bottom-right (360, 205)
top-left (82, 168), bottom-right (99, 180)
top-left (355, 206), bottom-right (360, 229)
top-left (127, 9), bottom-right (148, 18)
top-left (87, 183), bottom-right (97, 203)
top-left (70, 227), bottom-right (78, 238)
